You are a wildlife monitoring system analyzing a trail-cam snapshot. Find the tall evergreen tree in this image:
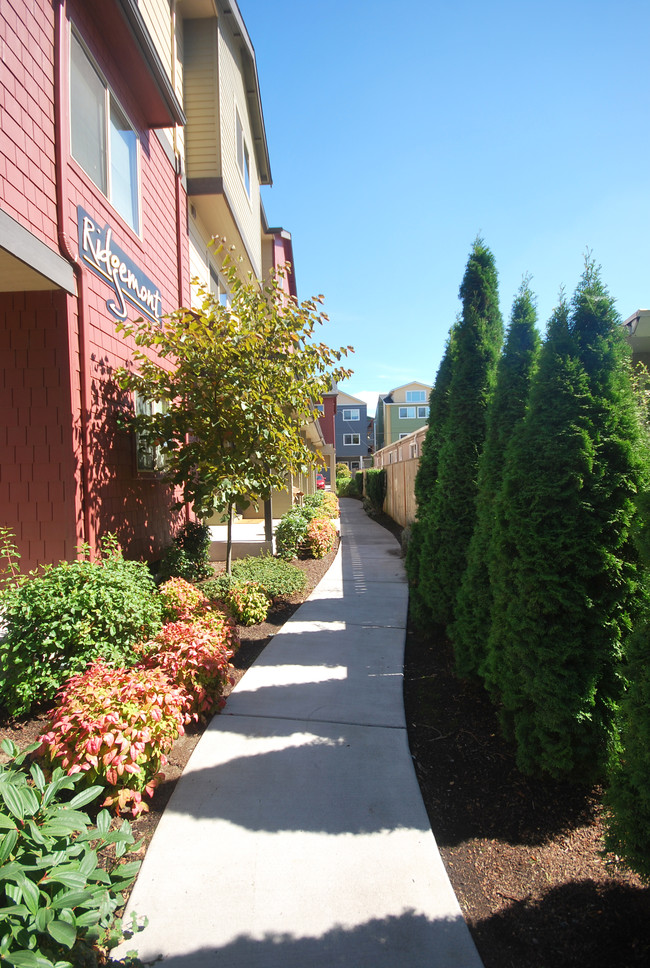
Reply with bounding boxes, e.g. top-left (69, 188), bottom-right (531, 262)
top-left (452, 280), bottom-right (540, 678)
top-left (416, 238), bottom-right (503, 627)
top-left (406, 323), bottom-right (457, 627)
top-left (485, 261), bottom-right (649, 779)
